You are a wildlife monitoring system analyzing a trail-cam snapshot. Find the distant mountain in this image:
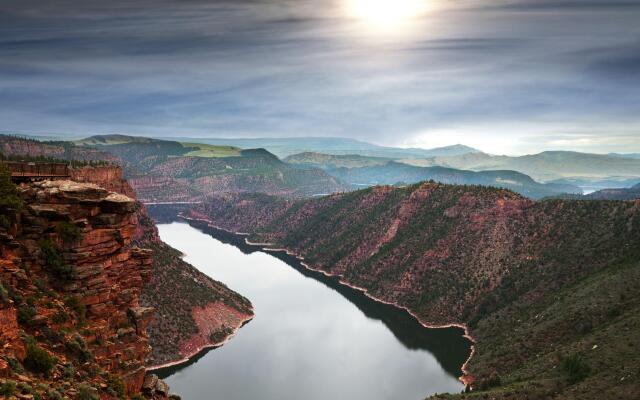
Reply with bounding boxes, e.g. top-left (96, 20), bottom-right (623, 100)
top-left (164, 136), bottom-right (480, 159)
top-left (76, 135), bottom-right (348, 201)
top-left (403, 150), bottom-right (640, 182)
top-left (285, 152), bottom-right (580, 199)
top-left (549, 177), bottom-right (640, 194)
top-left (608, 153), bottom-right (640, 159)
top-left (572, 183), bottom-right (640, 200)
top-left (76, 134), bottom-right (164, 145)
